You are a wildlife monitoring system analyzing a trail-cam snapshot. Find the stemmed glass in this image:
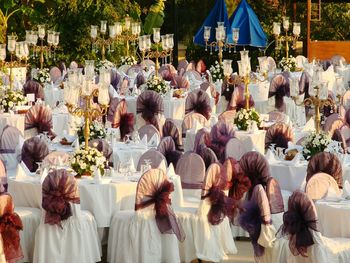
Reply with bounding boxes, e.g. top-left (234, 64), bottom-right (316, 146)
top-left (124, 134), bottom-right (131, 144)
top-left (35, 162), bottom-right (42, 177)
